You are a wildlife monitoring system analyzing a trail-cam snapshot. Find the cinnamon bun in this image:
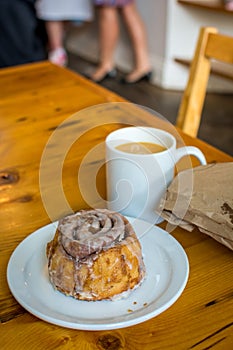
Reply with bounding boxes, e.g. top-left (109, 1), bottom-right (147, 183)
top-left (47, 209), bottom-right (145, 301)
